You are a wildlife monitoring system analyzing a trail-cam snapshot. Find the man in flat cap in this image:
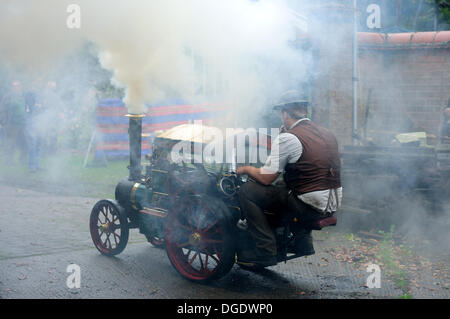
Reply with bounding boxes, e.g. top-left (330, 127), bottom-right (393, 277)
top-left (236, 90), bottom-right (342, 267)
